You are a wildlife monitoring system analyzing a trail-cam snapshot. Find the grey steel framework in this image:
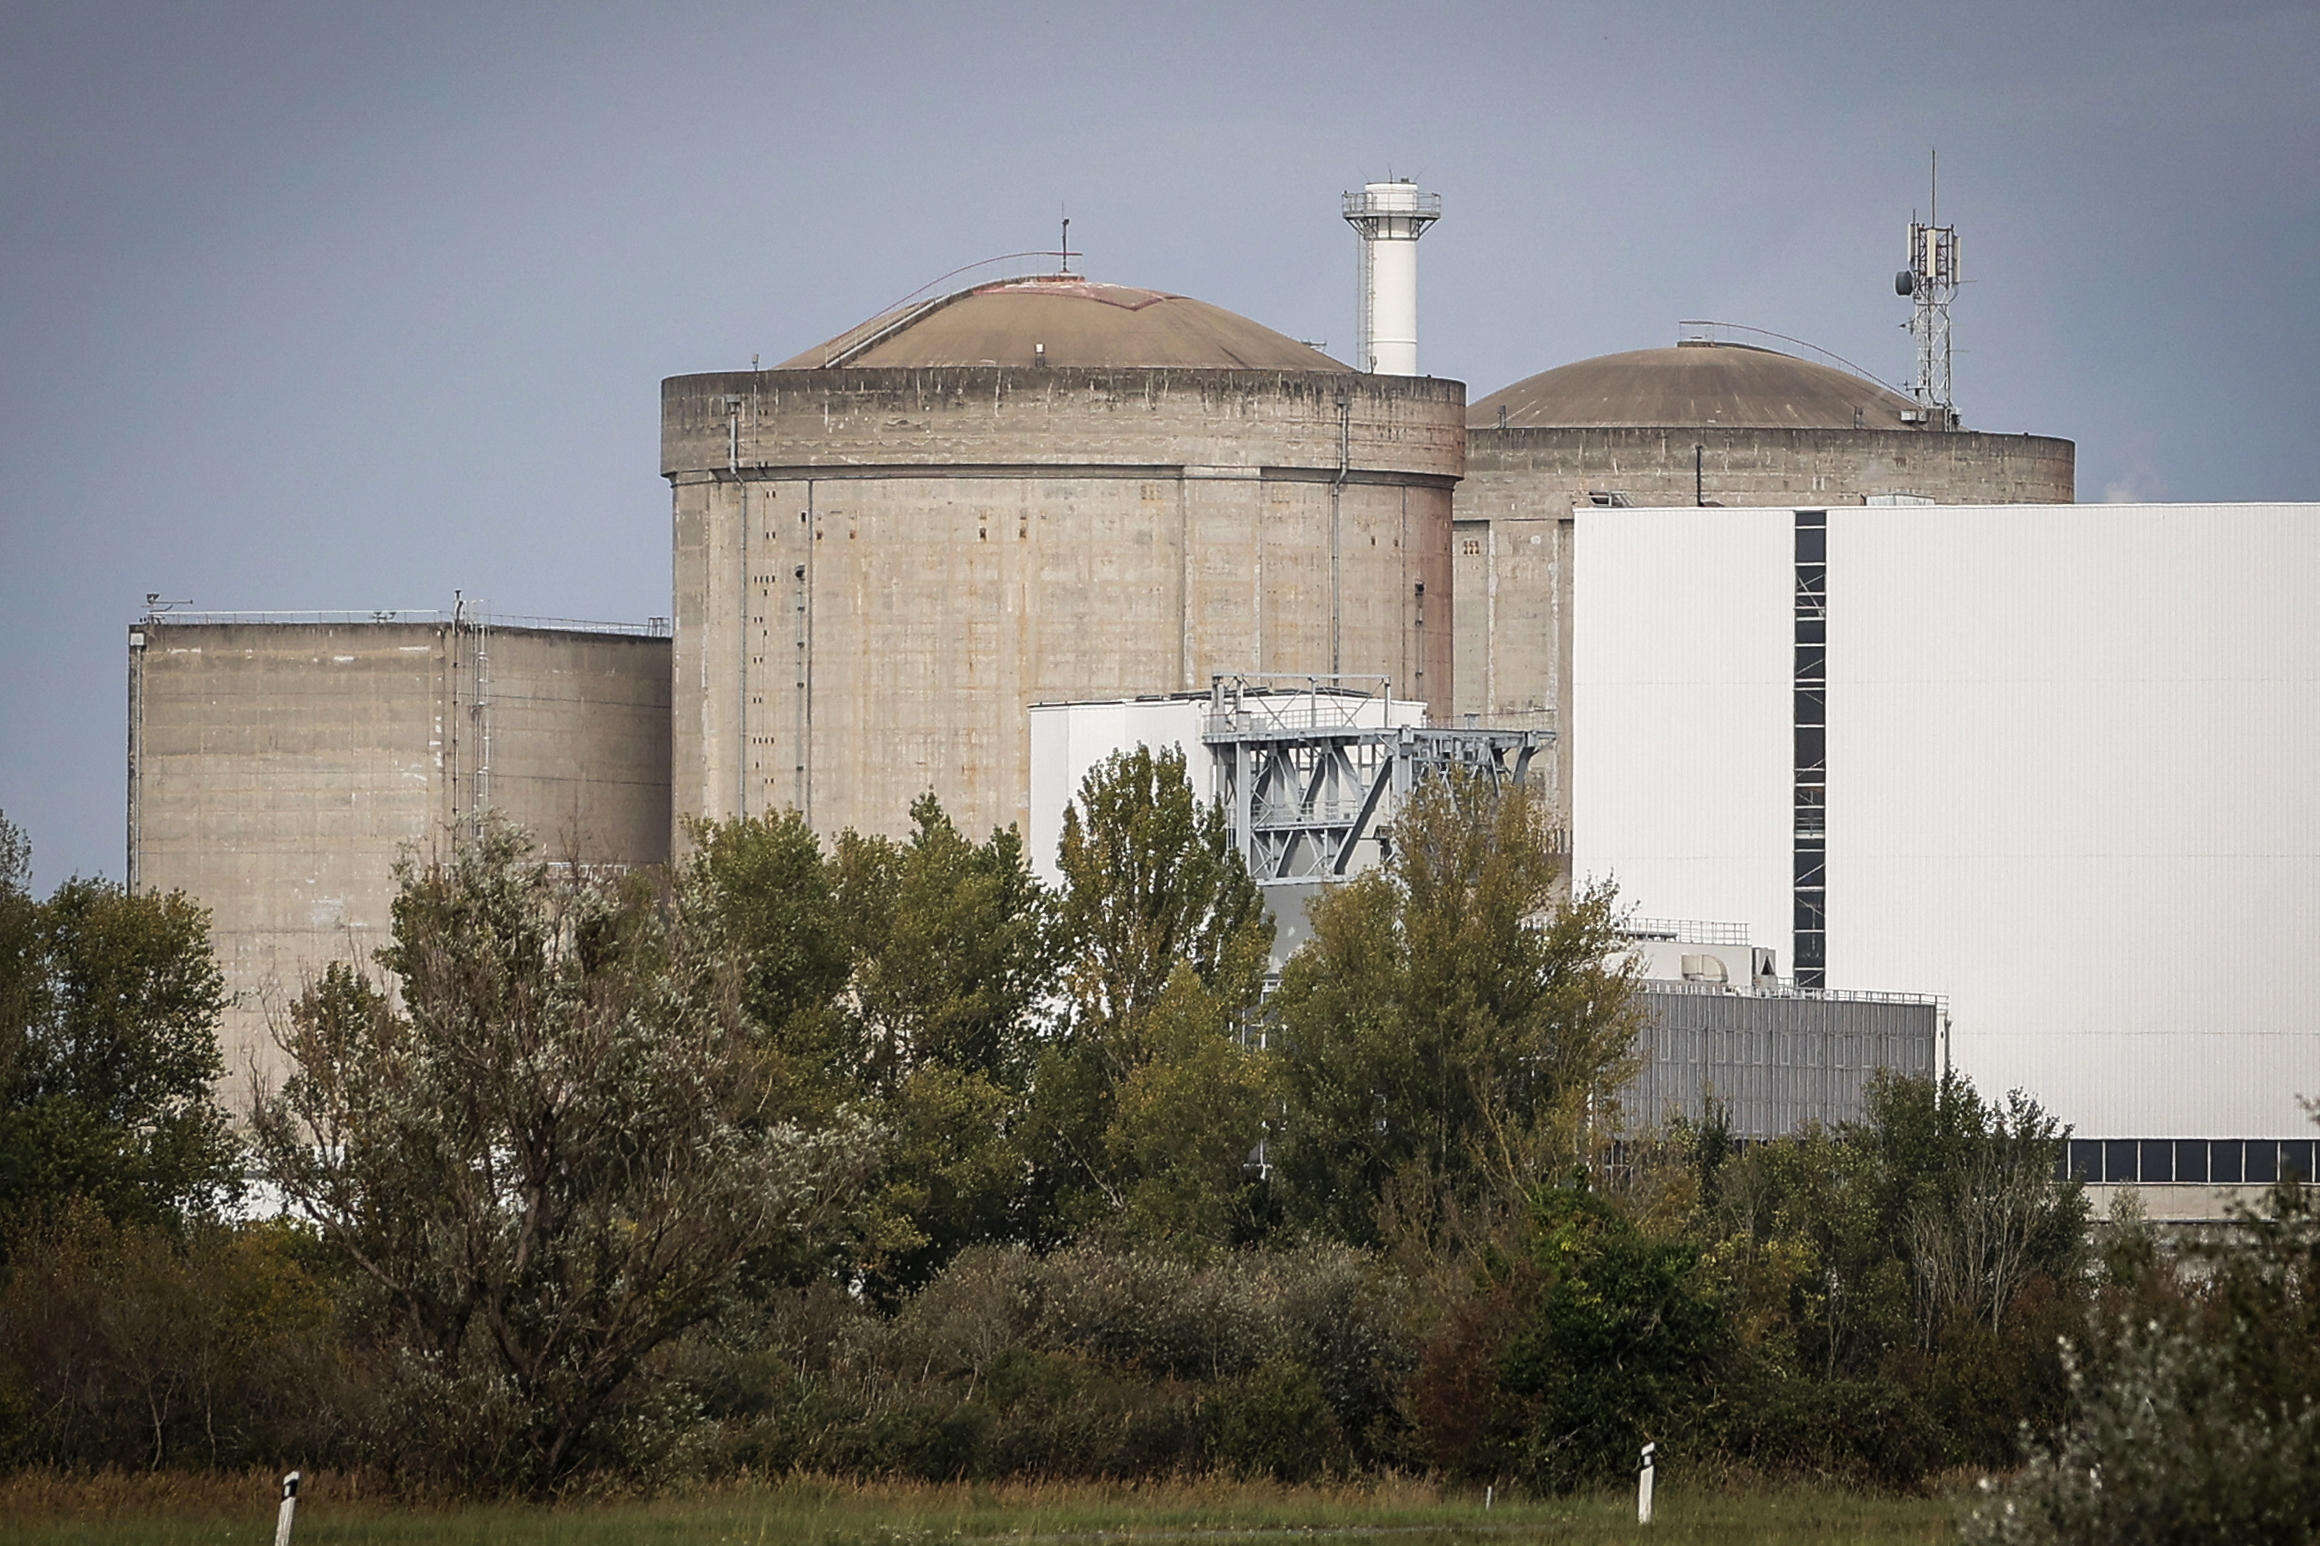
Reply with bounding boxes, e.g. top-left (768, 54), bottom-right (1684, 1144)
top-left (1793, 510), bottom-right (1828, 988)
top-left (1204, 674), bottom-right (1547, 883)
